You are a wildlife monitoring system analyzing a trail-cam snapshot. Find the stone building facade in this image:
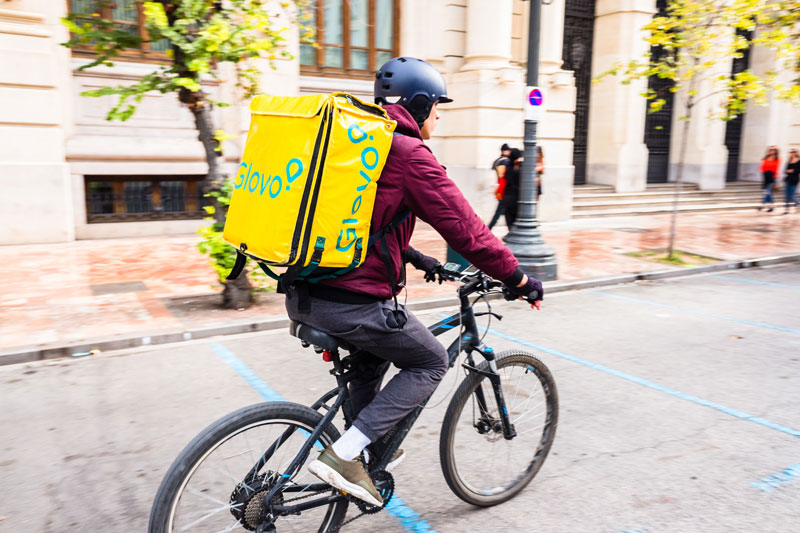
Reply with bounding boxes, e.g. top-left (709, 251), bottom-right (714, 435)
top-left (1, 0), bottom-right (798, 245)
